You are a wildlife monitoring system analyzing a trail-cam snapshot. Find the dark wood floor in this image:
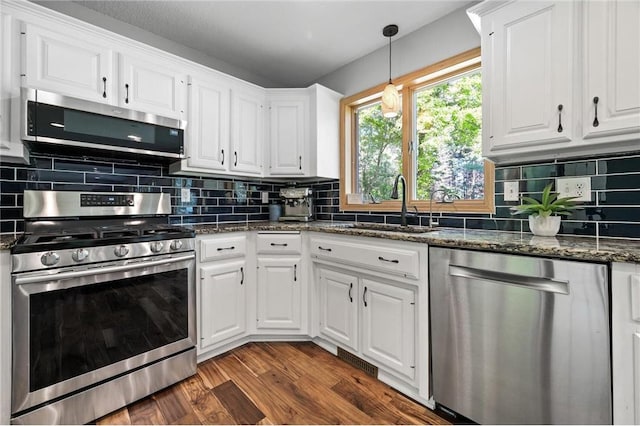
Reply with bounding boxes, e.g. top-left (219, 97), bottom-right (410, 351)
top-left (96, 341), bottom-right (450, 425)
